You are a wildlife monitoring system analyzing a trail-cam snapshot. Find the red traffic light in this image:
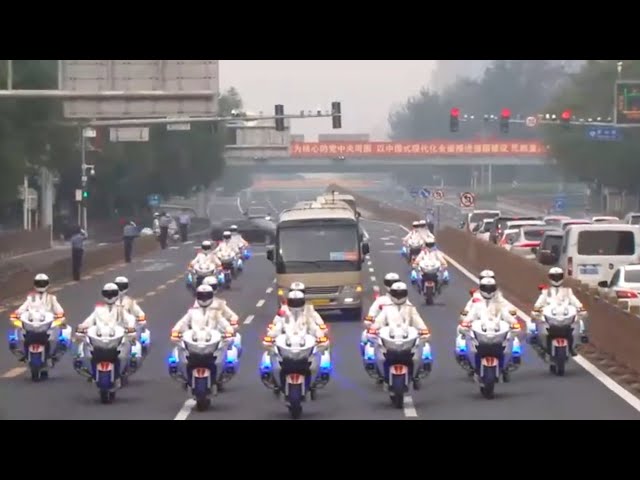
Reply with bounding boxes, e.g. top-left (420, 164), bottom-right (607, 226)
top-left (501, 108), bottom-right (511, 118)
top-left (561, 110), bottom-right (571, 121)
top-left (450, 107), bottom-right (460, 118)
